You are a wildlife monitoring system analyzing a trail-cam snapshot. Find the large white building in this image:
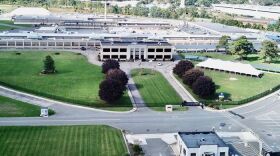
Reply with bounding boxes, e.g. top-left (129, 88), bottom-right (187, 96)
top-left (212, 4), bottom-right (280, 20)
top-left (99, 40), bottom-right (174, 61)
top-left (177, 131), bottom-right (229, 156)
